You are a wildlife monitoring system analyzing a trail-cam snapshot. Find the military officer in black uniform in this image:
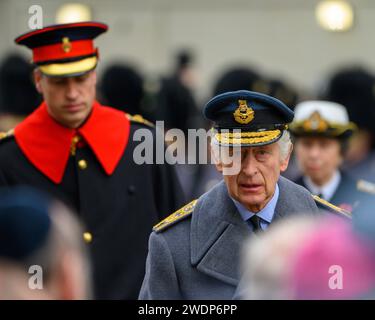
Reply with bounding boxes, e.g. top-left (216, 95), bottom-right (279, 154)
top-left (0, 21), bottom-right (184, 299)
top-left (290, 100), bottom-right (375, 213)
